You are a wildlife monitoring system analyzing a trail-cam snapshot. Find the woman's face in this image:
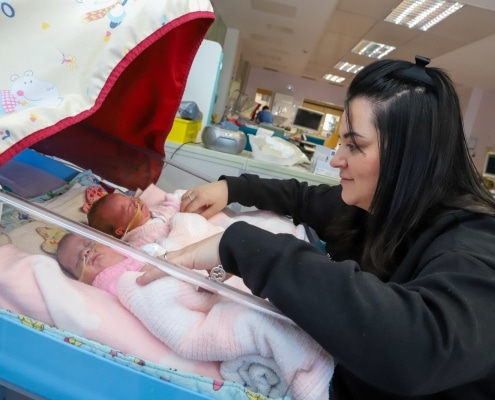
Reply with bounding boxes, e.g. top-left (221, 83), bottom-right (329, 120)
top-left (58, 234), bottom-right (126, 283)
top-left (330, 97), bottom-right (380, 211)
